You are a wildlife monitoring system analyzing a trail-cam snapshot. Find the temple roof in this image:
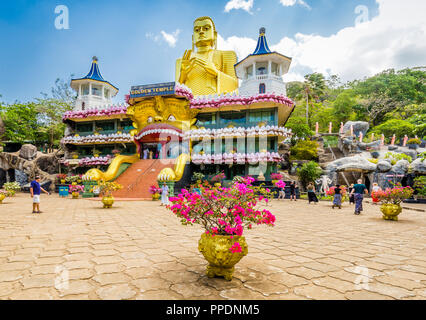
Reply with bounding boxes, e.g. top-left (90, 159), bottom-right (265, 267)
top-left (252, 27), bottom-right (272, 55)
top-left (234, 28), bottom-right (292, 68)
top-left (71, 57), bottom-right (118, 91)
